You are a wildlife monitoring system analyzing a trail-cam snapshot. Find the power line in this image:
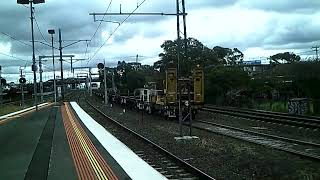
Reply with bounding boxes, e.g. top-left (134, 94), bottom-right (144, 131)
top-left (85, 0), bottom-right (113, 60)
top-left (0, 32), bottom-right (45, 56)
top-left (89, 0), bottom-right (113, 42)
top-left (34, 16), bottom-right (49, 43)
top-left (88, 0), bottom-right (147, 63)
top-left (0, 51), bottom-right (30, 63)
